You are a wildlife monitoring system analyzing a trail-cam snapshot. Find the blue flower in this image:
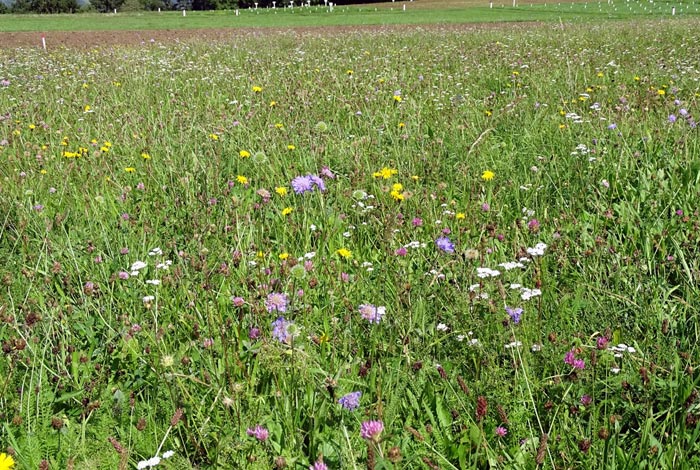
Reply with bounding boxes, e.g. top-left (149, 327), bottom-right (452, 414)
top-left (435, 236), bottom-right (455, 253)
top-left (338, 391), bottom-right (362, 411)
